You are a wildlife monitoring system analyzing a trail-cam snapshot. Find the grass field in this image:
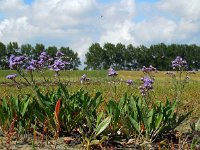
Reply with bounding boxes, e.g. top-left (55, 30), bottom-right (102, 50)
top-left (1, 70), bottom-right (200, 118)
top-left (0, 70), bottom-right (200, 149)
